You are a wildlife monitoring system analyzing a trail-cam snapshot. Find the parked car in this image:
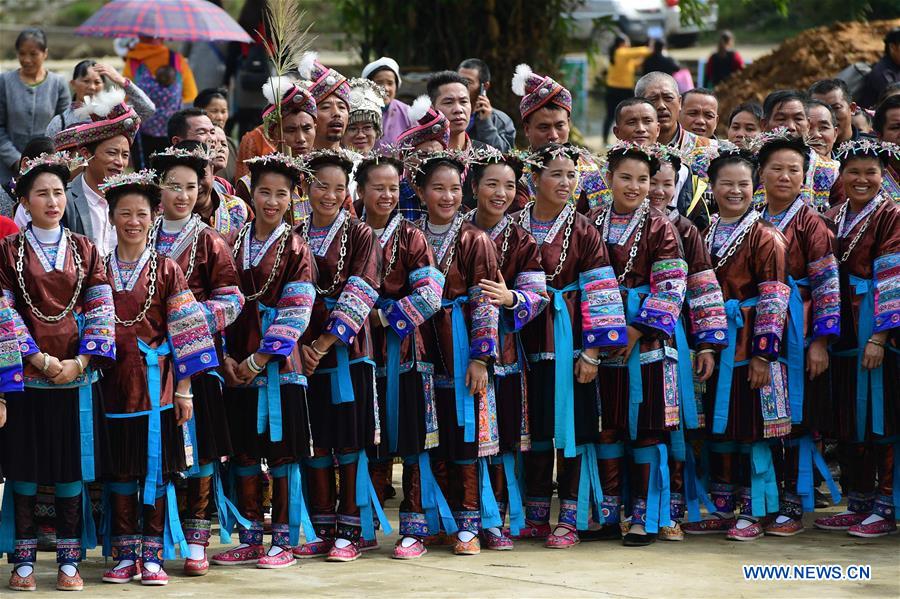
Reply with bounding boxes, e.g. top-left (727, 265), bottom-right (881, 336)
top-left (569, 0), bottom-right (717, 48)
